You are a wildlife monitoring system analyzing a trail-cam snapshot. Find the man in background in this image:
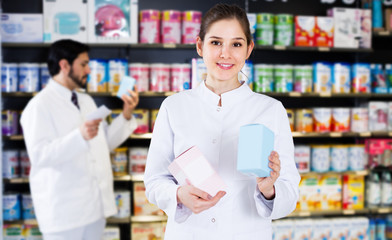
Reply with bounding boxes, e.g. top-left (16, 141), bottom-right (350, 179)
top-left (21, 39), bottom-right (138, 240)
